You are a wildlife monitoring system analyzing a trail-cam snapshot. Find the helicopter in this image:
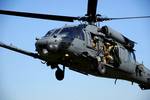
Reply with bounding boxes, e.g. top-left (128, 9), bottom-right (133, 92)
top-left (0, 0), bottom-right (150, 90)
